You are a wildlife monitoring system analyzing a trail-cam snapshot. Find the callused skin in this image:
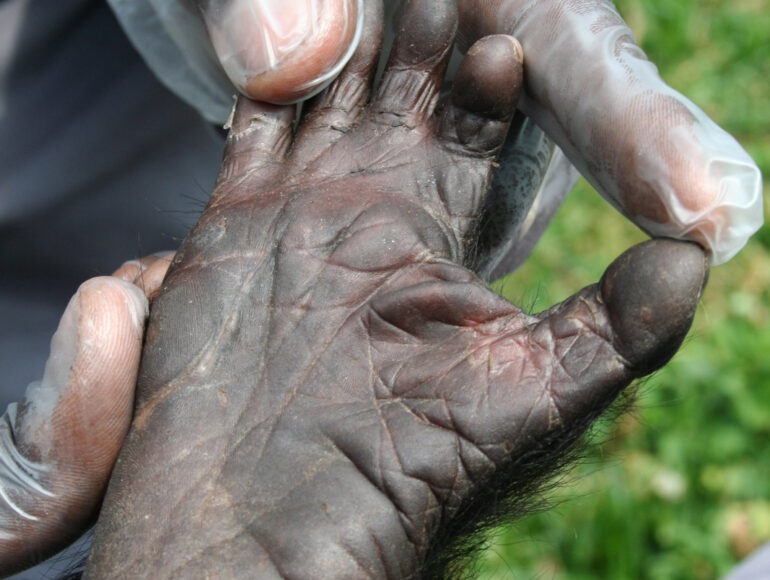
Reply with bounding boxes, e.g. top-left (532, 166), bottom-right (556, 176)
top-left (87, 1), bottom-right (708, 577)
